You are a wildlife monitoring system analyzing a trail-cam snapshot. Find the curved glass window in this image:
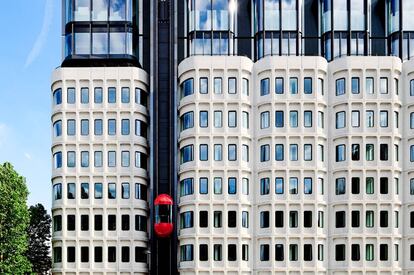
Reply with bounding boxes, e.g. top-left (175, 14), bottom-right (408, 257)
top-left (180, 178), bottom-right (194, 196)
top-left (255, 0), bottom-right (300, 59)
top-left (54, 120), bottom-right (62, 137)
top-left (180, 79), bottom-right (194, 98)
top-left (135, 120), bottom-right (147, 138)
top-left (187, 0), bottom-right (236, 56)
top-left (181, 112), bottom-right (194, 131)
top-left (321, 0), bottom-right (368, 60)
top-left (135, 152), bottom-right (148, 169)
top-left (181, 145), bottom-right (194, 164)
top-left (53, 89), bottom-right (62, 105)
